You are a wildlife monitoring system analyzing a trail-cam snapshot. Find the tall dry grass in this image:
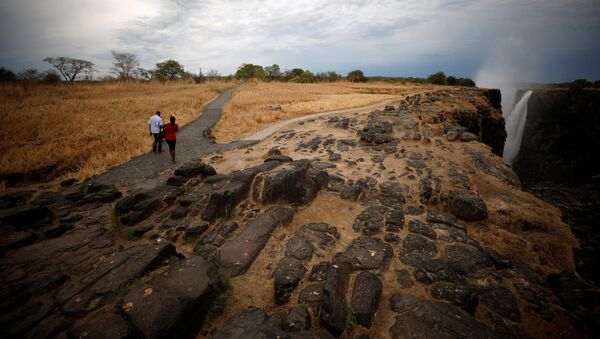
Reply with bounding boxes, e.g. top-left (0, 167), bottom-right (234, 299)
top-left (212, 81), bottom-right (431, 142)
top-left (0, 80), bottom-right (234, 182)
